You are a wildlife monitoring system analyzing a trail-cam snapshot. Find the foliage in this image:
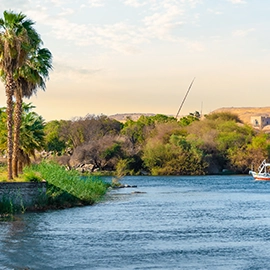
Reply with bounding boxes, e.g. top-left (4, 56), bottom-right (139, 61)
top-left (59, 115), bottom-right (122, 149)
top-left (23, 170), bottom-right (43, 182)
top-left (0, 10), bottom-right (52, 179)
top-left (121, 114), bottom-right (176, 155)
top-left (247, 133), bottom-right (270, 155)
top-left (101, 143), bottom-right (122, 160)
top-left (12, 46), bottom-right (52, 177)
top-left (69, 135), bottom-right (124, 171)
top-left (216, 121), bottom-right (252, 151)
top-left (149, 114), bottom-right (177, 124)
top-left (44, 120), bottom-right (66, 154)
top-left (205, 112), bottom-right (242, 123)
top-left (13, 109), bottom-right (270, 176)
top-left (23, 161), bottom-right (109, 207)
top-left (20, 109), bottom-right (45, 154)
top-left (227, 133), bottom-right (270, 173)
top-left (115, 156), bottom-right (143, 176)
top-left (115, 158), bottom-right (131, 177)
top-left (0, 103), bottom-right (45, 161)
top-left (121, 118), bottom-right (148, 149)
top-left (142, 134), bottom-right (207, 175)
top-left (178, 112), bottom-right (200, 126)
top-left (0, 161), bottom-right (109, 215)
